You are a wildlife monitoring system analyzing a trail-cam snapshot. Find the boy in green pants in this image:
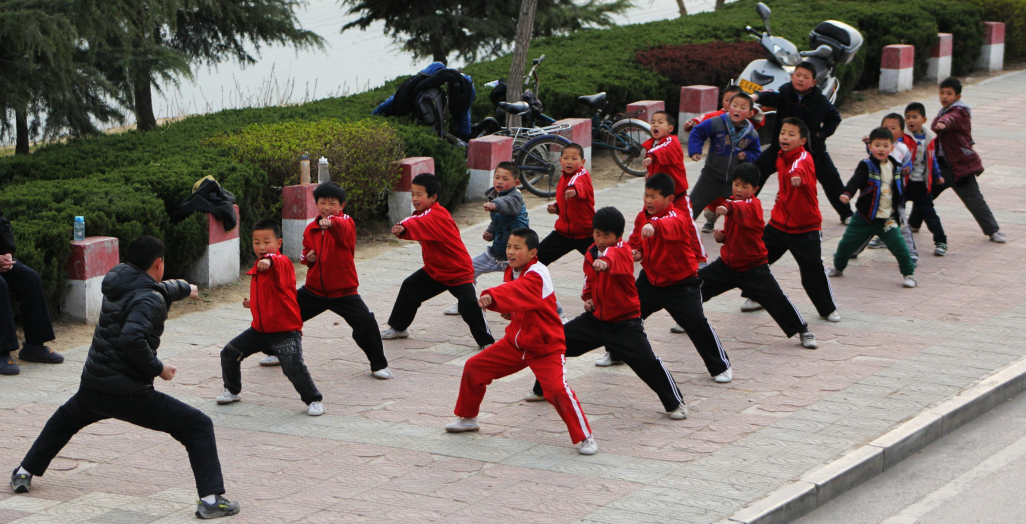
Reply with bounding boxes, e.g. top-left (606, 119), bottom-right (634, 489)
top-left (829, 127), bottom-right (916, 288)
